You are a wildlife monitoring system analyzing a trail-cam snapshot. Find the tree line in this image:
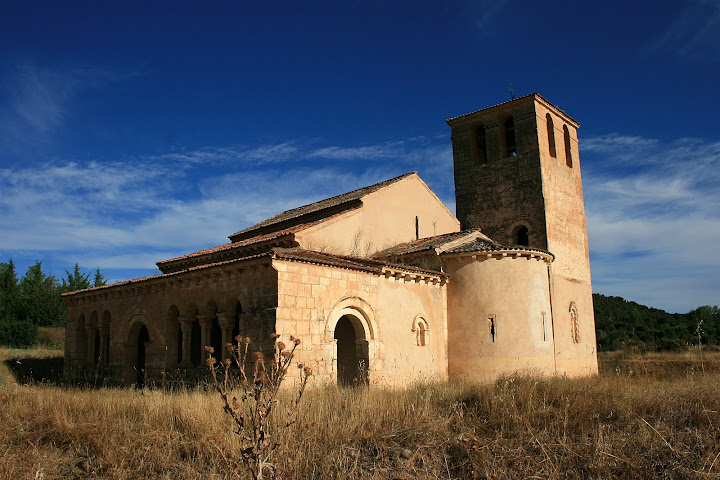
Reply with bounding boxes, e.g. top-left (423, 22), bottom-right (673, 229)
top-left (593, 293), bottom-right (720, 351)
top-left (0, 259), bottom-right (107, 347)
